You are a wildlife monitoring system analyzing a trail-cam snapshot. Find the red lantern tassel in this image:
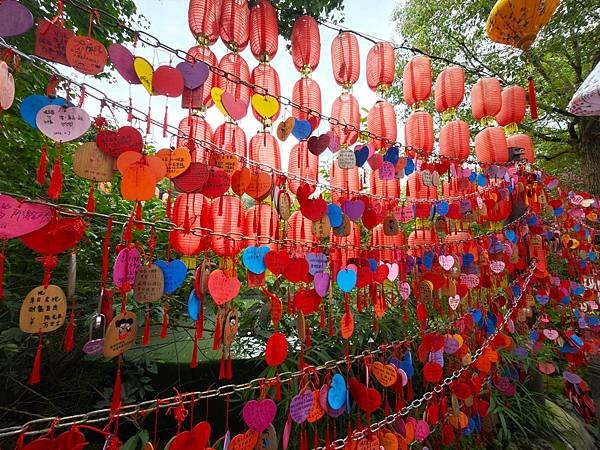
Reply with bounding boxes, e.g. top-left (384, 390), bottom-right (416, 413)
top-left (226, 348), bottom-right (233, 379)
top-left (28, 333), bottom-right (43, 385)
top-left (219, 348), bottom-right (226, 380)
top-left (190, 334), bottom-right (198, 368)
top-left (47, 154), bottom-right (63, 200)
top-left (528, 77), bottom-right (538, 120)
top-left (14, 431), bottom-right (25, 450)
top-left (86, 185), bottom-right (96, 213)
top-left (135, 202), bottom-right (144, 231)
top-left (110, 359), bottom-right (122, 415)
top-left (196, 298), bottom-right (204, 340)
top-left (37, 143), bottom-right (47, 185)
top-left (142, 307), bottom-right (151, 346)
top-left (213, 313), bottom-right (222, 350)
top-left (63, 307), bottom-right (75, 352)
top-left (160, 305), bottom-right (168, 339)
